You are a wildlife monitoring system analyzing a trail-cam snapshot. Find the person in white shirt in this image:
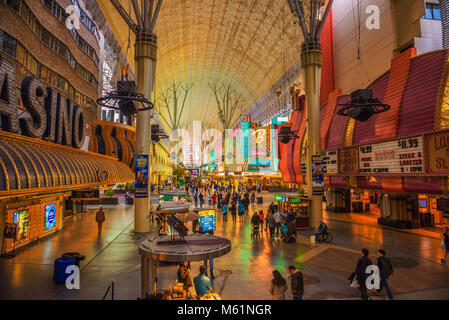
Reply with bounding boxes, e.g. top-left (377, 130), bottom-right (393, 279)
top-left (273, 211), bottom-right (281, 236)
